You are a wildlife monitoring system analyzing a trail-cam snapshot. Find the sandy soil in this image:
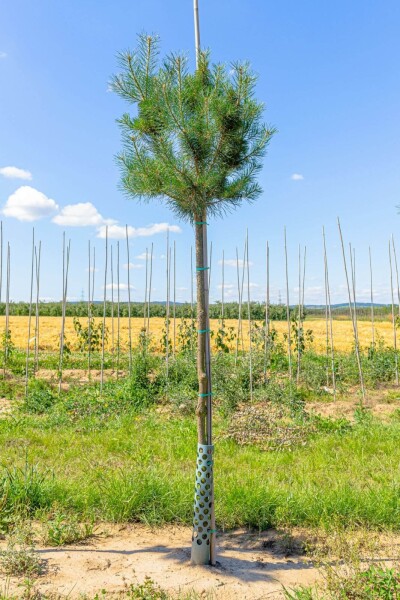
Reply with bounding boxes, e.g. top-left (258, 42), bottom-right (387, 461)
top-left (307, 385), bottom-right (400, 421)
top-left (0, 397), bottom-right (11, 418)
top-left (2, 526), bottom-right (319, 599)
